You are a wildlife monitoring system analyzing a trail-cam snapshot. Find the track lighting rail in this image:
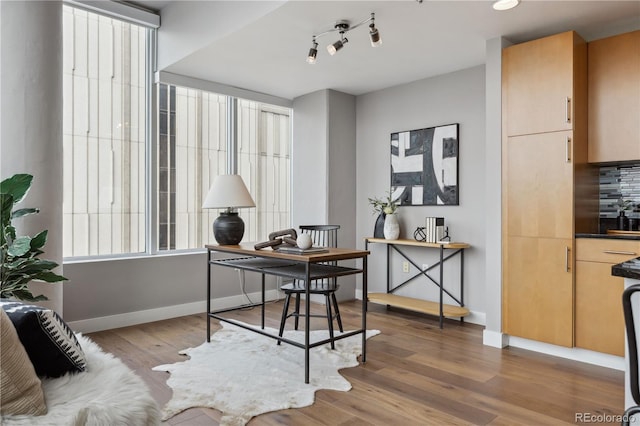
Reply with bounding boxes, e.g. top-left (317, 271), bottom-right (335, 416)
top-left (306, 12), bottom-right (381, 64)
